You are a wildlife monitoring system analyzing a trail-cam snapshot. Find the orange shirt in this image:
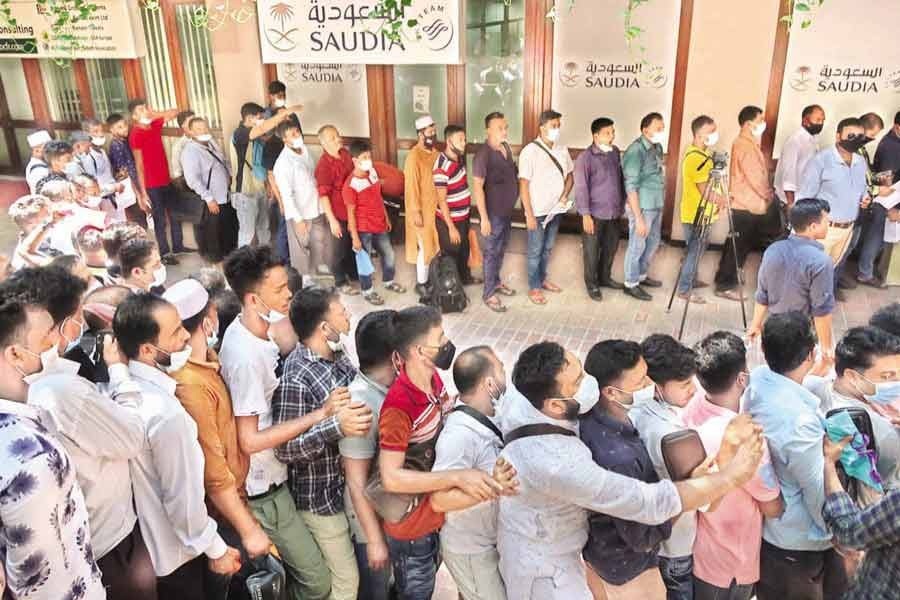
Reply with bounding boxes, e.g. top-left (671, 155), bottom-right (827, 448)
top-left (730, 133), bottom-right (773, 214)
